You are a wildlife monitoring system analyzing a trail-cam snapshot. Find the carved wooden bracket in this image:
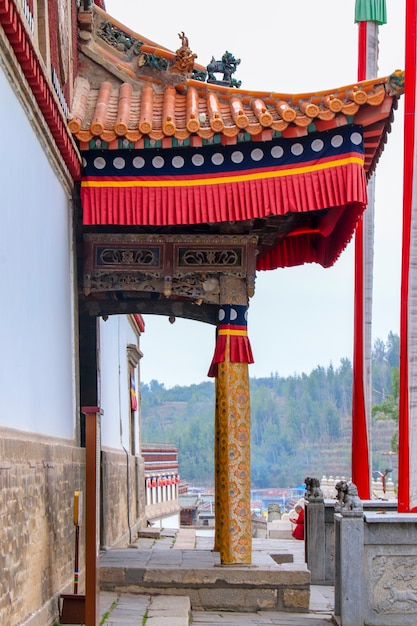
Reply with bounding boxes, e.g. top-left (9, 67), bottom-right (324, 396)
top-left (83, 234), bottom-right (258, 305)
